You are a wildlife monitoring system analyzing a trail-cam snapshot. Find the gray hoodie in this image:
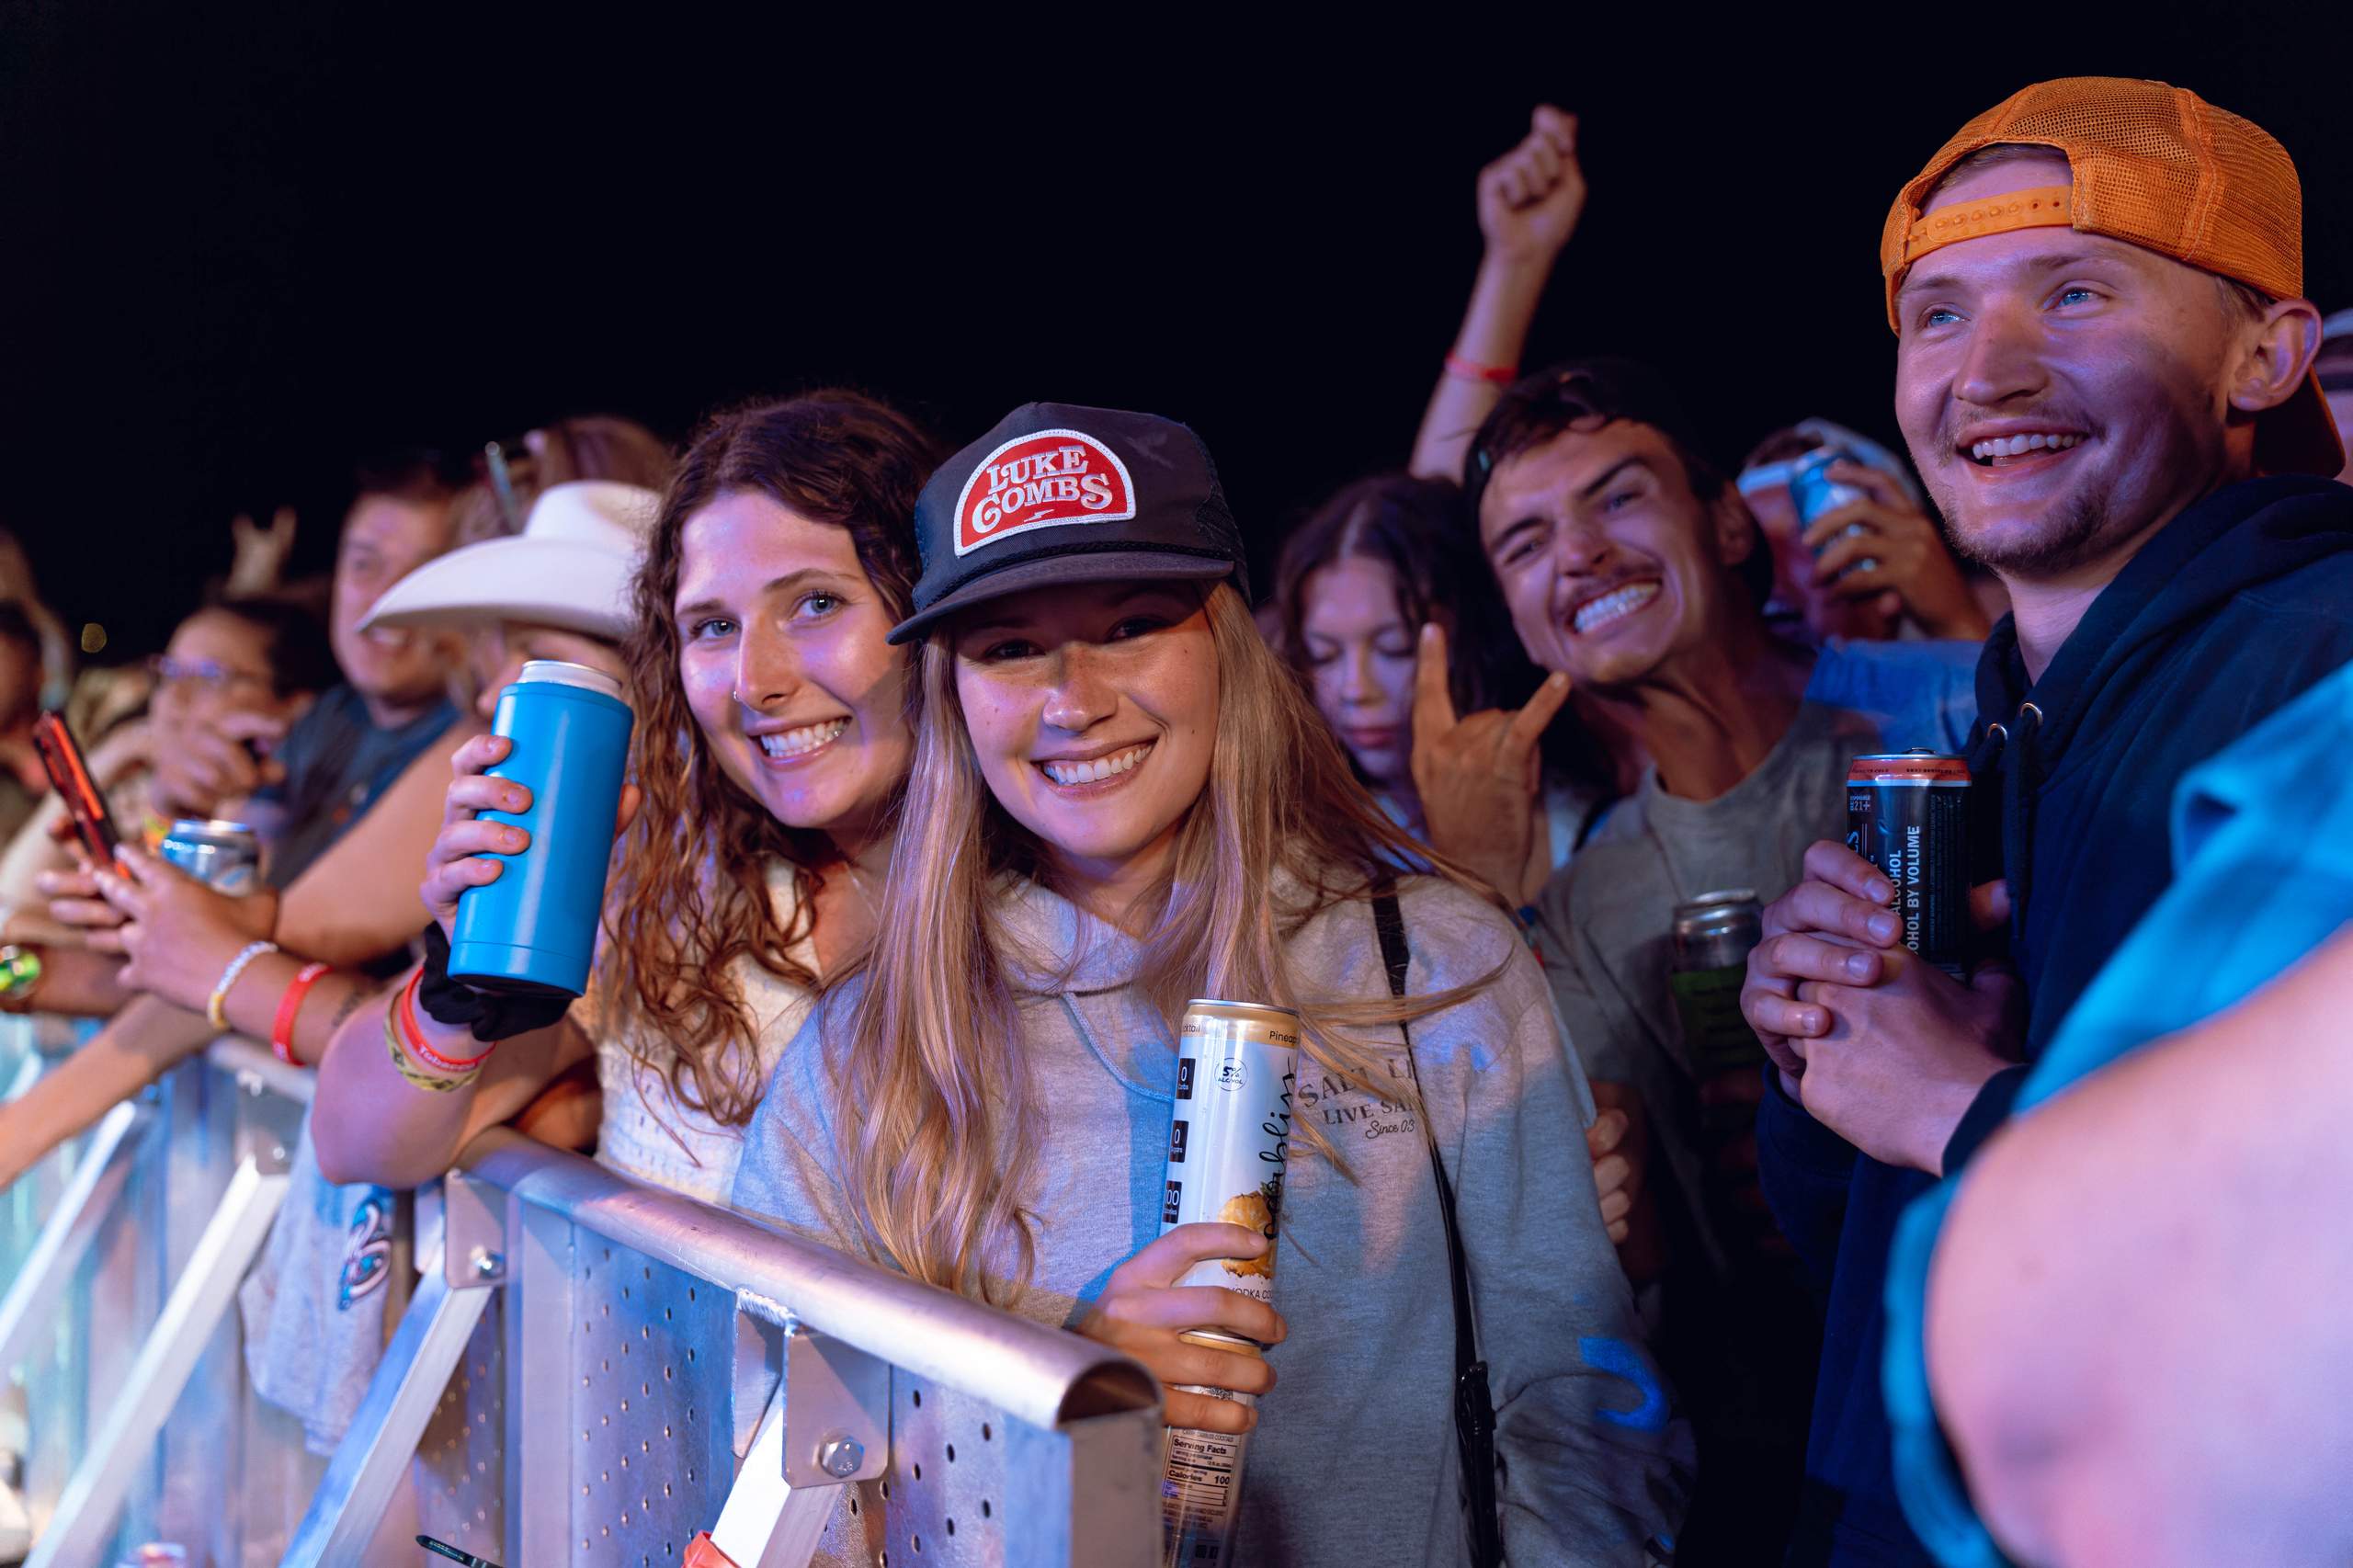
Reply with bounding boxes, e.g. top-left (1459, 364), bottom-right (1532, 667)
top-left (731, 872), bottom-right (1692, 1566)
